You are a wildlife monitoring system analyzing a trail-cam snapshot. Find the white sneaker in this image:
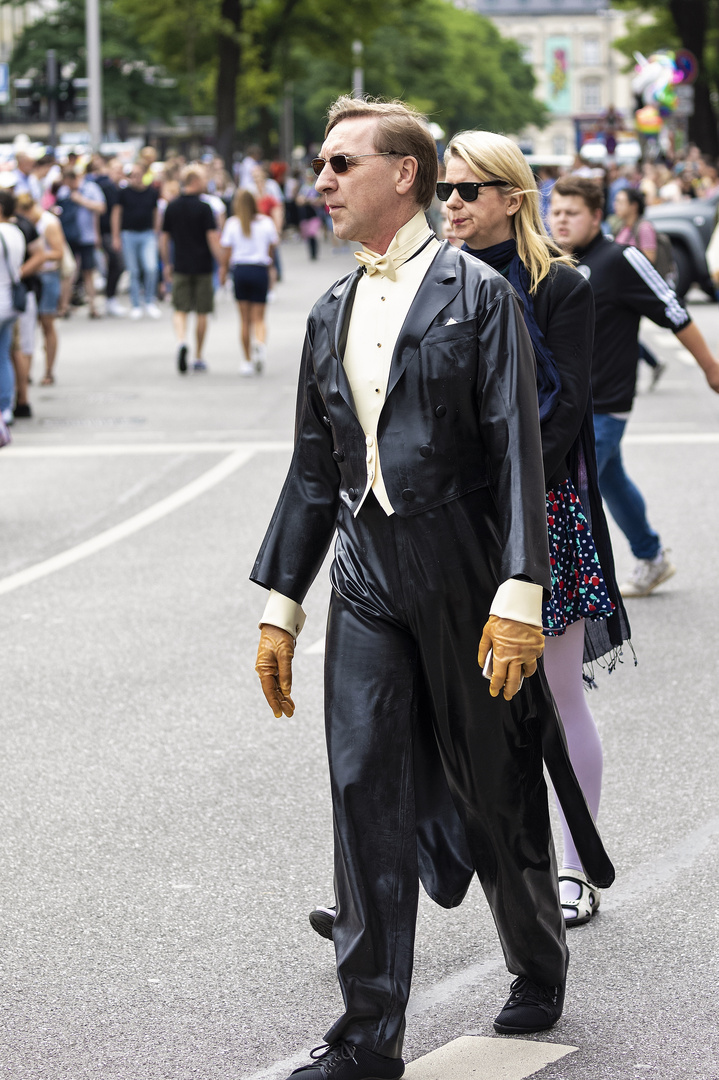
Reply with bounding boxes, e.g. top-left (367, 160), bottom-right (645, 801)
top-left (239, 360), bottom-right (255, 377)
top-left (620, 549), bottom-right (676, 597)
top-left (129, 307), bottom-right (142, 320)
top-left (106, 298), bottom-right (127, 317)
top-left (1, 407), bottom-right (13, 425)
top-left (145, 303), bottom-right (162, 319)
top-left (251, 341), bottom-right (266, 373)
